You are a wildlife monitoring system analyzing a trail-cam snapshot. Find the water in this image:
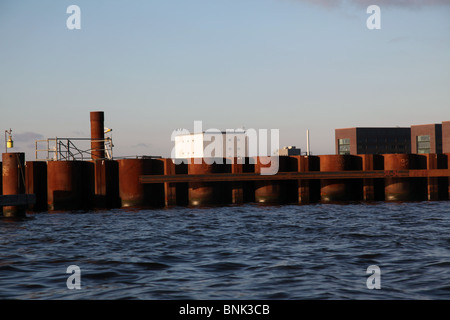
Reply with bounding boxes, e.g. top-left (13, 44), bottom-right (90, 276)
top-left (0, 201), bottom-right (449, 300)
